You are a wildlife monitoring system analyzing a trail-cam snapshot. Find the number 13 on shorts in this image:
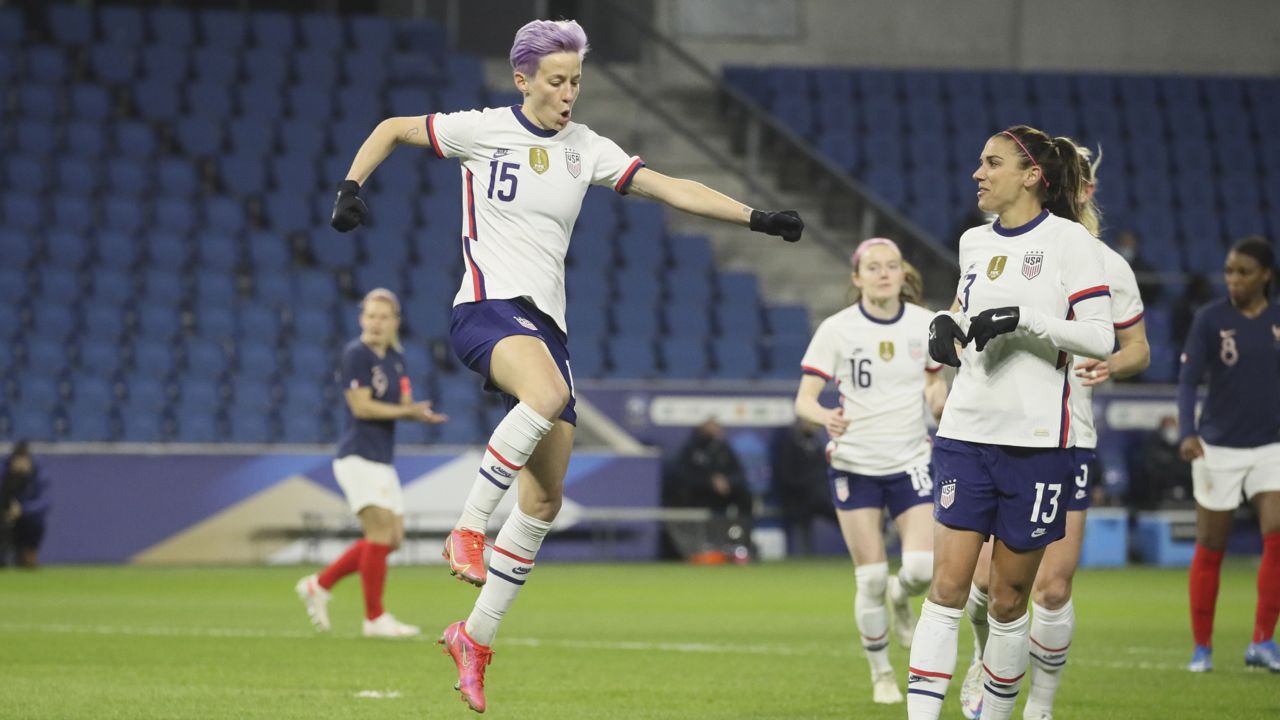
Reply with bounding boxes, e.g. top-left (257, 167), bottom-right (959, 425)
top-left (1031, 482), bottom-right (1062, 523)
